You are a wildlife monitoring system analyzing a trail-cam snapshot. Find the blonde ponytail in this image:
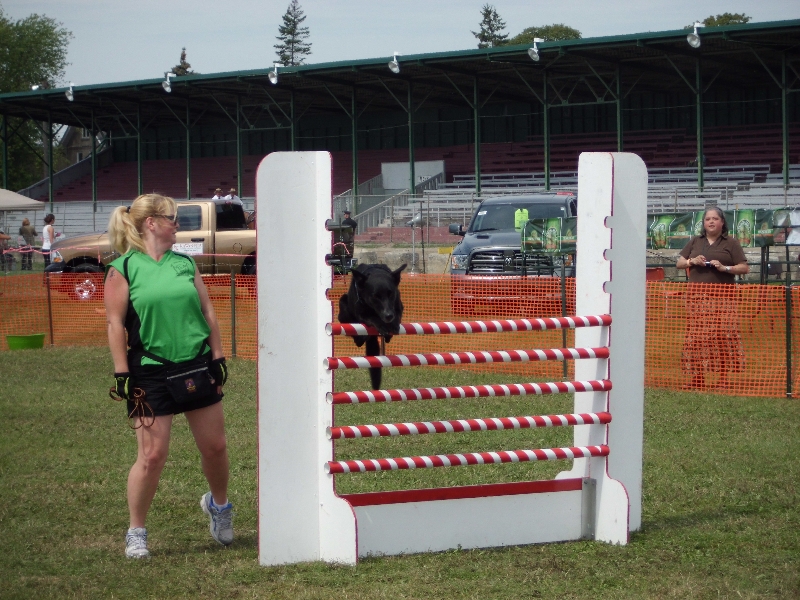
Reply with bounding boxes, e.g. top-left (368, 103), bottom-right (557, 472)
top-left (107, 194), bottom-right (177, 255)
